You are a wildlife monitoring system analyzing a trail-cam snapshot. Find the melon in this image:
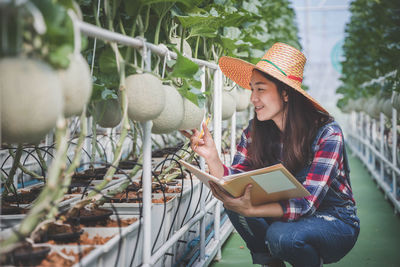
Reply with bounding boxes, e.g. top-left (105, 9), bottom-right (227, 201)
top-left (58, 53), bottom-right (92, 117)
top-left (94, 99), bottom-right (122, 128)
top-left (170, 37), bottom-right (192, 58)
top-left (0, 57), bottom-right (63, 144)
top-left (382, 99), bottom-right (393, 118)
top-left (125, 73), bottom-right (165, 122)
top-left (393, 92), bottom-right (400, 111)
top-left (367, 97), bottom-right (380, 119)
top-left (179, 98), bottom-right (205, 130)
top-left (221, 89), bottom-right (236, 120)
top-left (152, 85), bottom-right (184, 134)
top-left (235, 87), bottom-right (251, 112)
